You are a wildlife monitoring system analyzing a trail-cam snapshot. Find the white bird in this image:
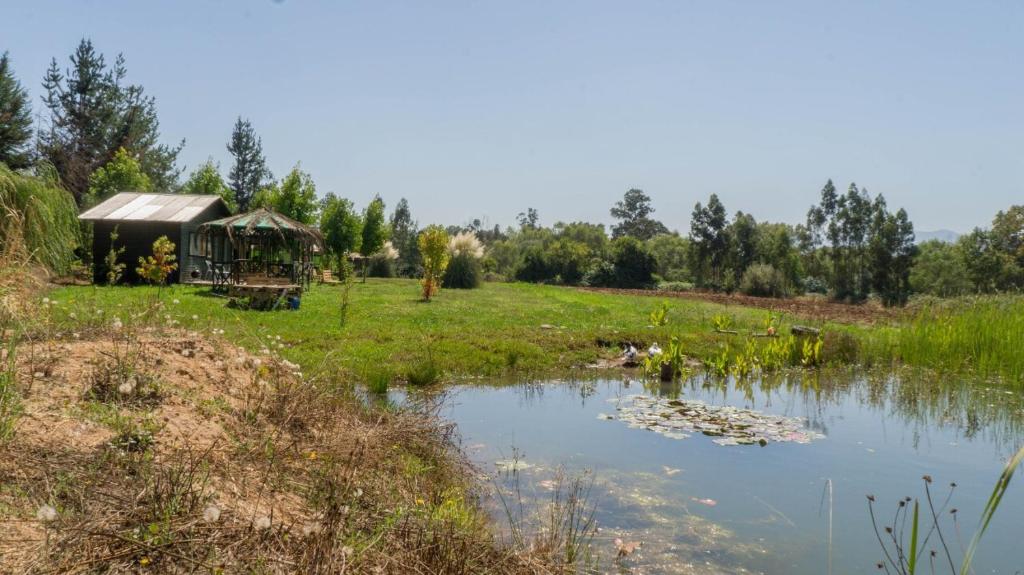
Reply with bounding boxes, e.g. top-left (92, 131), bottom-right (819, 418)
top-left (647, 343), bottom-right (662, 356)
top-left (623, 344), bottom-right (638, 361)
